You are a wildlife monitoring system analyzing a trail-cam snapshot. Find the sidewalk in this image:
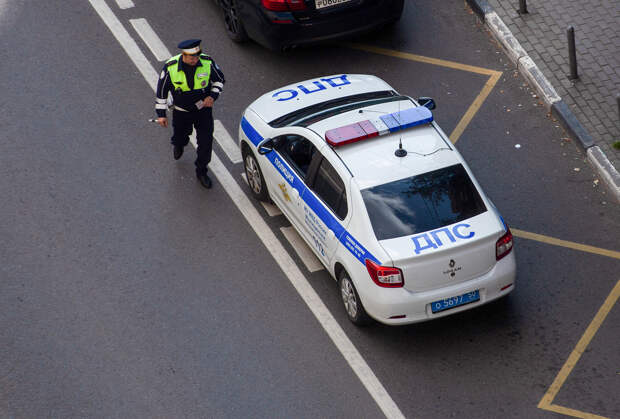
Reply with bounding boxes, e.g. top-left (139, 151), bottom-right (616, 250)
top-left (466, 0), bottom-right (620, 202)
